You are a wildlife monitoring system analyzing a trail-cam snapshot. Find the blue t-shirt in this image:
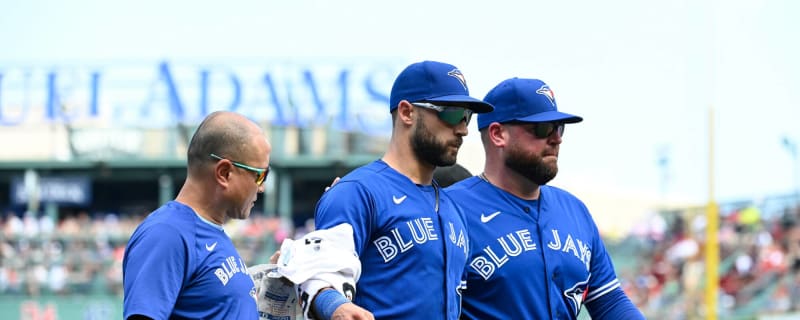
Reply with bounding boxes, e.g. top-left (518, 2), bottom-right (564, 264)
top-left (447, 177), bottom-right (621, 320)
top-left (123, 201), bottom-right (257, 320)
top-left (314, 160), bottom-right (469, 320)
